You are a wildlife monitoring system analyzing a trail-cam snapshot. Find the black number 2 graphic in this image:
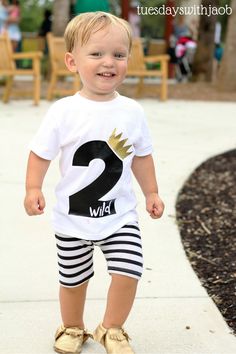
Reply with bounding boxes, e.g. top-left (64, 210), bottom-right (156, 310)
top-left (69, 141), bottom-right (123, 218)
